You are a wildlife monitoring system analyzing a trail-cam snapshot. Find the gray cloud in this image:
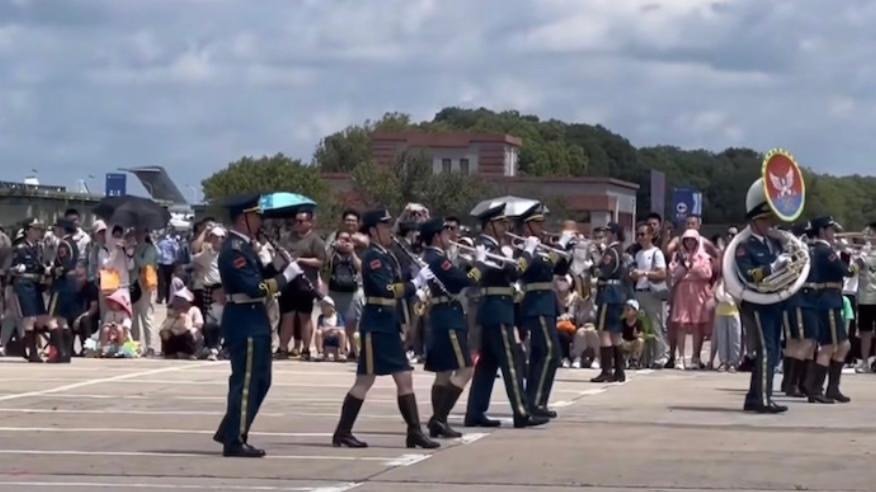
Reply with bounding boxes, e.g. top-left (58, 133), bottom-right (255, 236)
top-left (1, 0), bottom-right (874, 196)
